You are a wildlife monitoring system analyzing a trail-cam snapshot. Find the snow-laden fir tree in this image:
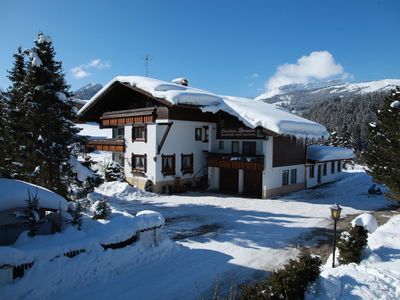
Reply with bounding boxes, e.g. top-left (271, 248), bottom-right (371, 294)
top-left (365, 87), bottom-right (400, 200)
top-left (68, 200), bottom-right (84, 230)
top-left (12, 33), bottom-right (85, 198)
top-left (104, 161), bottom-right (125, 182)
top-left (2, 47), bottom-right (28, 177)
top-left (25, 189), bottom-right (41, 237)
top-left (337, 225), bottom-right (368, 265)
top-left (0, 88), bottom-right (11, 176)
top-left (92, 198), bottom-right (112, 220)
